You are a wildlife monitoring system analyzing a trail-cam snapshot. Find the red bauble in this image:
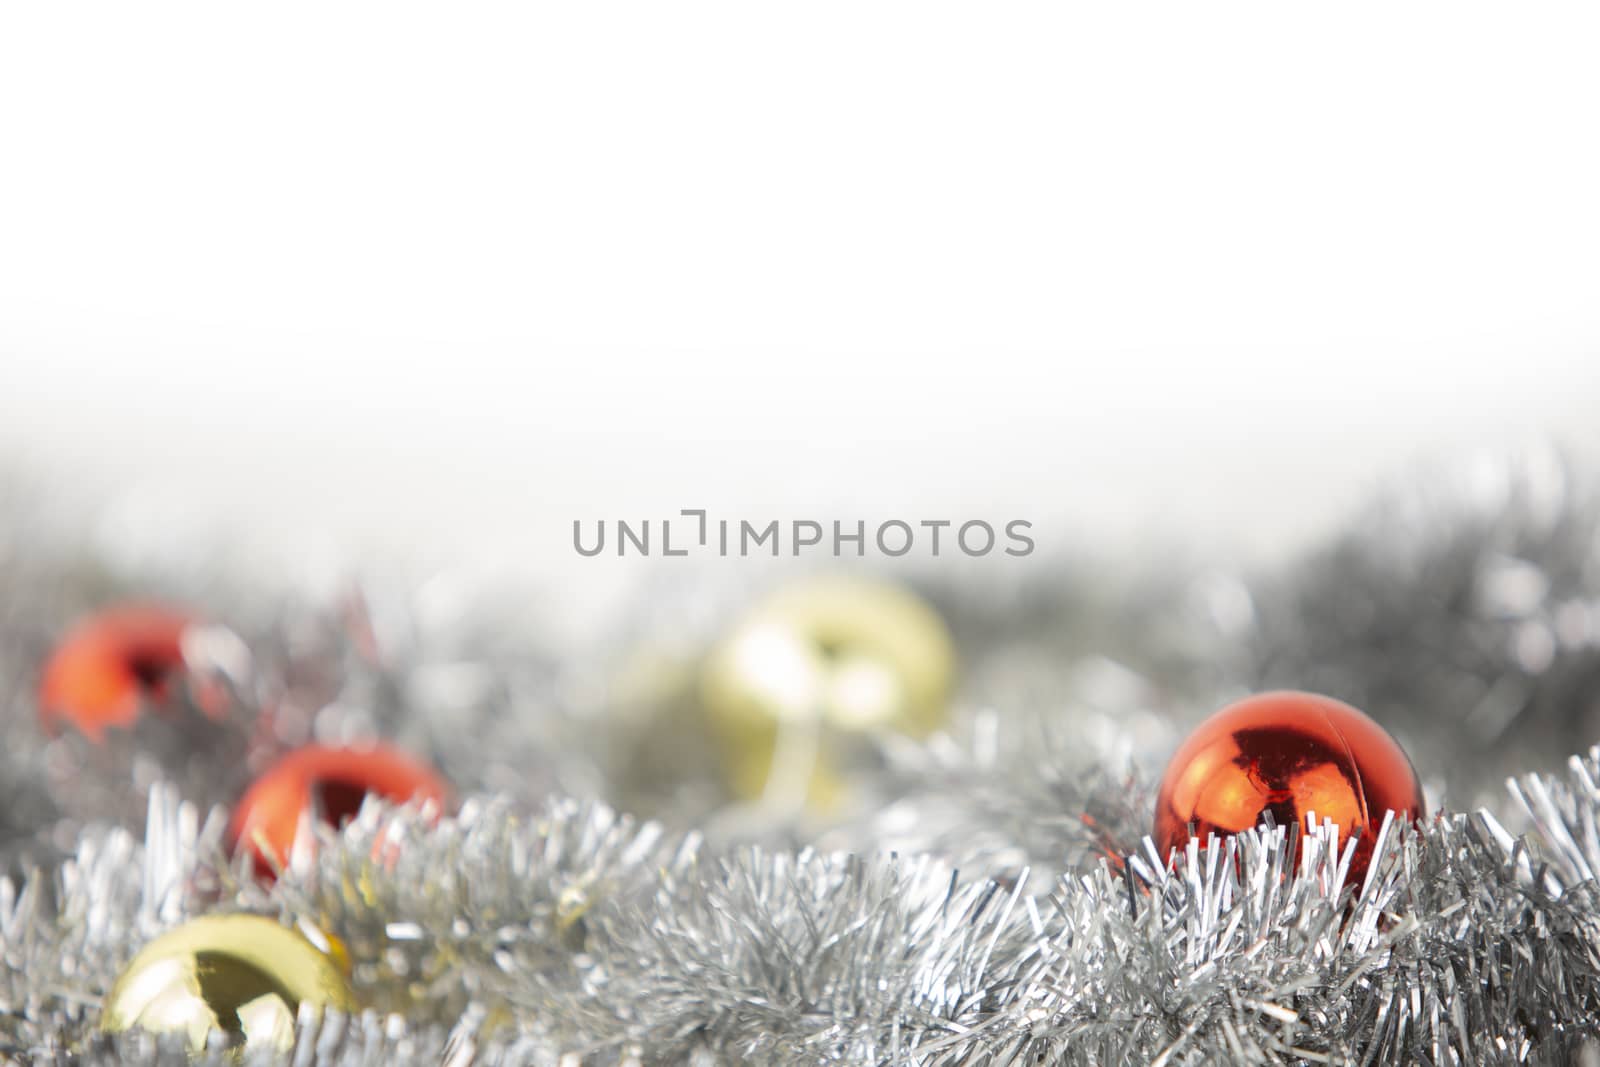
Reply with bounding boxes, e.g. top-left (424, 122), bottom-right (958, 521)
top-left (228, 743), bottom-right (451, 876)
top-left (1153, 691), bottom-right (1424, 884)
top-left (38, 603), bottom-right (226, 740)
